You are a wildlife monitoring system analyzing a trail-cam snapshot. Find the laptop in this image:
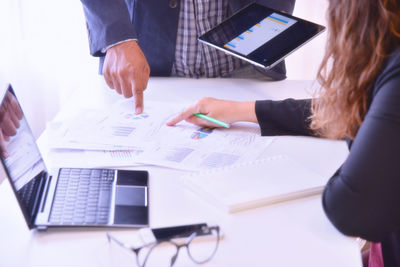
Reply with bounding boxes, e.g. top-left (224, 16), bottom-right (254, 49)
top-left (0, 84), bottom-right (149, 230)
